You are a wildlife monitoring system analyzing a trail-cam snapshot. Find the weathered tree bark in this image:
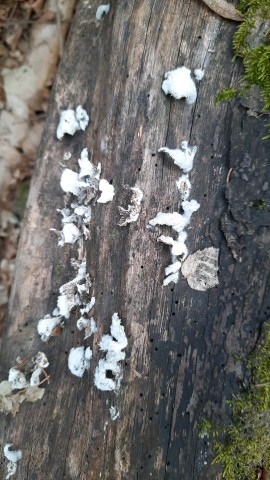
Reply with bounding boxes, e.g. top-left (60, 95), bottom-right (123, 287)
top-left (1, 0), bottom-right (270, 479)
